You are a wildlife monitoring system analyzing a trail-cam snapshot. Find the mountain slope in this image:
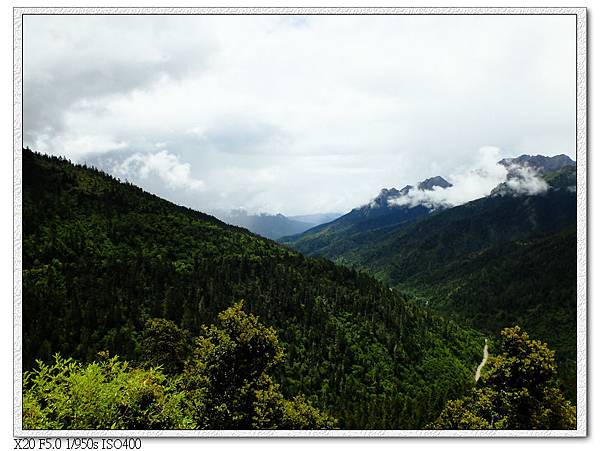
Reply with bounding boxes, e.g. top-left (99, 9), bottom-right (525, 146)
top-left (345, 182), bottom-right (576, 284)
top-left (22, 149), bottom-right (485, 429)
top-left (280, 176), bottom-right (452, 256)
top-left (408, 227), bottom-right (577, 400)
top-left (281, 156), bottom-right (575, 257)
top-left (282, 165), bottom-right (577, 400)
